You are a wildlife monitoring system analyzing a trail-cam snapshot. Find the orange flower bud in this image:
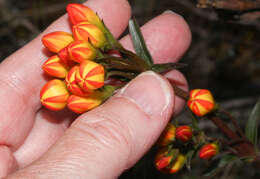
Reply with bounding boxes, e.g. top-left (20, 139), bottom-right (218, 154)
top-left (42, 31), bottom-right (74, 53)
top-left (67, 93), bottom-right (102, 114)
top-left (168, 154), bottom-right (186, 173)
top-left (72, 22), bottom-right (106, 48)
top-left (157, 123), bottom-right (176, 146)
top-left (199, 143), bottom-right (218, 160)
top-left (155, 148), bottom-right (174, 171)
top-left (67, 40), bottom-right (96, 63)
top-left (66, 3), bottom-right (104, 29)
top-left (42, 55), bottom-right (68, 78)
top-left (65, 66), bottom-right (92, 97)
top-left (75, 60), bottom-right (105, 93)
top-left (58, 47), bottom-right (76, 67)
top-left (176, 126), bottom-right (192, 143)
top-left (40, 79), bottom-right (70, 111)
top-left (187, 89), bottom-right (215, 117)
